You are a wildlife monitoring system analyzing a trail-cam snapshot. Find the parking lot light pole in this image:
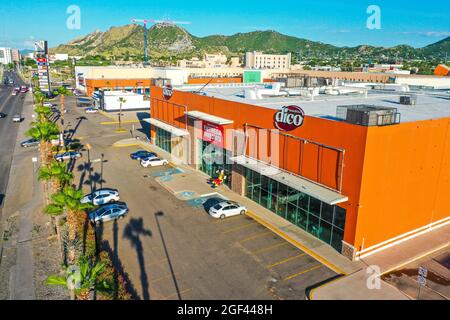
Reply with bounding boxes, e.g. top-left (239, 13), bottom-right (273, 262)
top-left (86, 143), bottom-right (93, 193)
